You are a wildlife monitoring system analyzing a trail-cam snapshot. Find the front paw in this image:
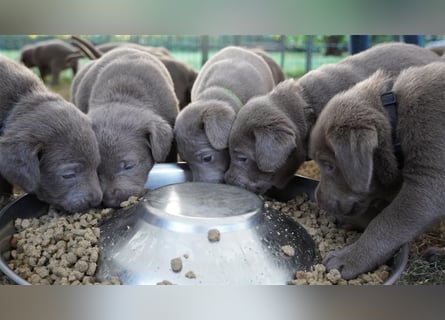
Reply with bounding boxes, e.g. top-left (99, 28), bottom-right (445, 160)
top-left (323, 244), bottom-right (374, 280)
